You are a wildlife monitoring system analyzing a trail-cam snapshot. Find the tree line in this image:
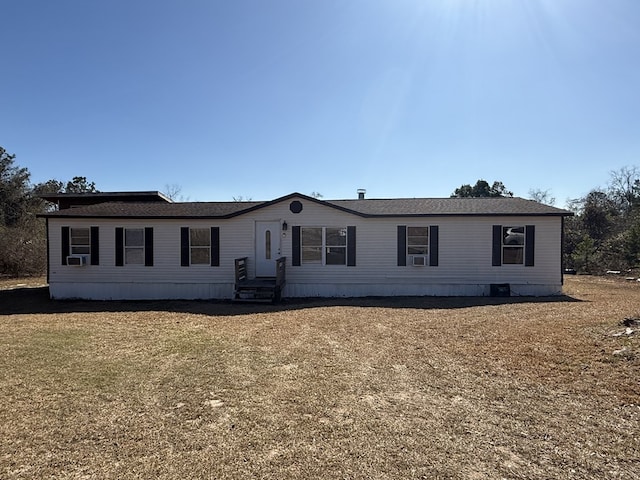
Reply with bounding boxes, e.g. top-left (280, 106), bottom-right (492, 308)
top-left (452, 173), bottom-right (640, 273)
top-left (0, 147), bottom-right (97, 275)
top-left (2, 145), bottom-right (639, 276)
top-left (562, 167), bottom-right (640, 273)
